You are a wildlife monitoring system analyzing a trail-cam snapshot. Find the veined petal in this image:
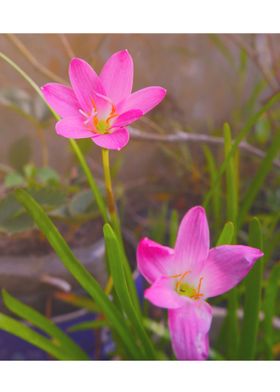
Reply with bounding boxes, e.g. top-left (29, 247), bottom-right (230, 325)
top-left (100, 50), bottom-right (133, 104)
top-left (92, 127), bottom-right (129, 150)
top-left (41, 83), bottom-right (80, 118)
top-left (69, 58), bottom-right (105, 112)
top-left (55, 116), bottom-right (93, 139)
top-left (174, 206), bottom-right (210, 276)
top-left (201, 245), bottom-right (264, 298)
top-left (112, 109), bottom-right (143, 128)
top-left (117, 86), bottom-right (166, 115)
top-left (137, 237), bottom-right (175, 284)
top-left (168, 300), bottom-right (212, 360)
top-left (144, 276), bottom-right (188, 309)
